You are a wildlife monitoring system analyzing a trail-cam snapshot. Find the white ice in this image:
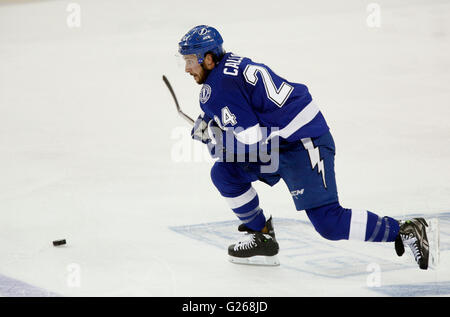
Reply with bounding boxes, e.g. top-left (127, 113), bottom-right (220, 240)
top-left (0, 0), bottom-right (449, 296)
